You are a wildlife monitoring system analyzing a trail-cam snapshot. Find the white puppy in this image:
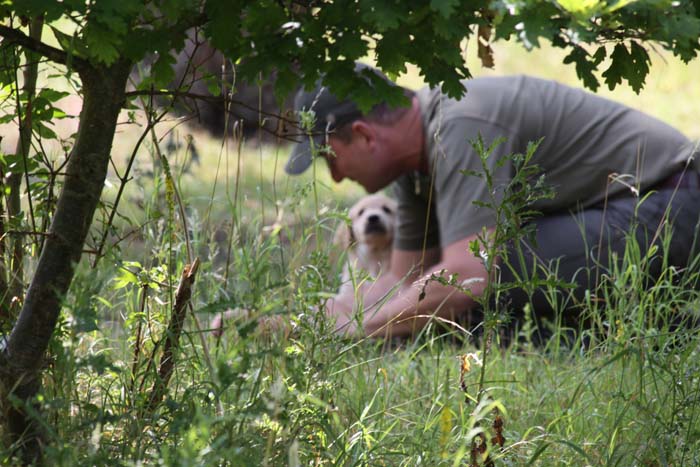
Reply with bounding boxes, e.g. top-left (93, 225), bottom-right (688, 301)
top-left (334, 194), bottom-right (397, 294)
top-left (213, 194), bottom-right (398, 336)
